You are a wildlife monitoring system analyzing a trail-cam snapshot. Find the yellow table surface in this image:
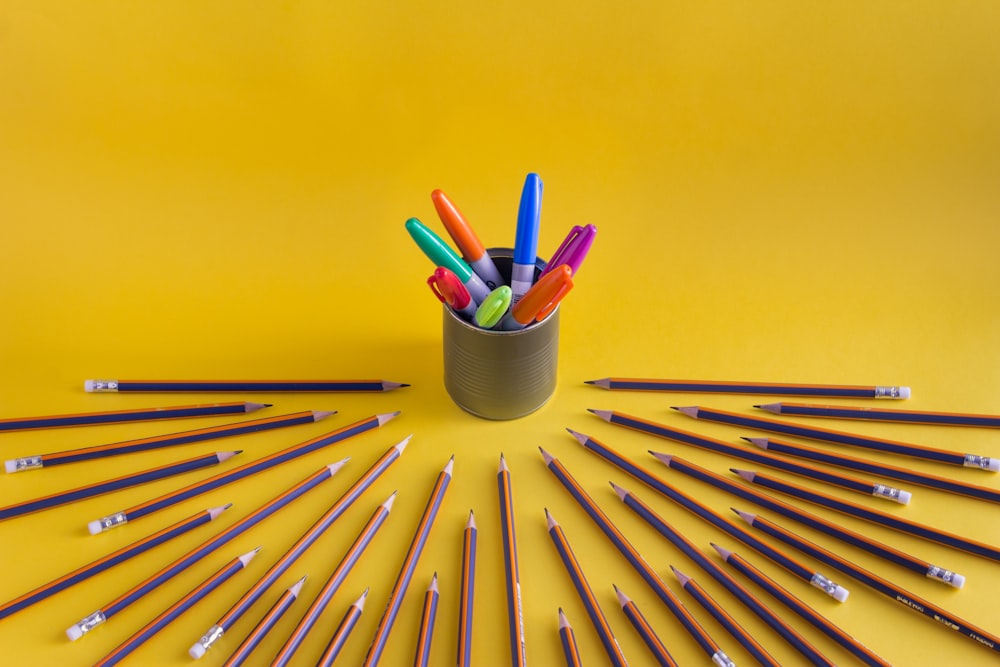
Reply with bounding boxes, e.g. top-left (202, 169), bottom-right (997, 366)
top-left (2, 2), bottom-right (999, 665)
